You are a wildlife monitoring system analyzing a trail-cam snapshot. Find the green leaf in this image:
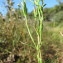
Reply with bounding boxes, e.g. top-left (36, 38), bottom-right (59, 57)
top-left (23, 2), bottom-right (27, 16)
